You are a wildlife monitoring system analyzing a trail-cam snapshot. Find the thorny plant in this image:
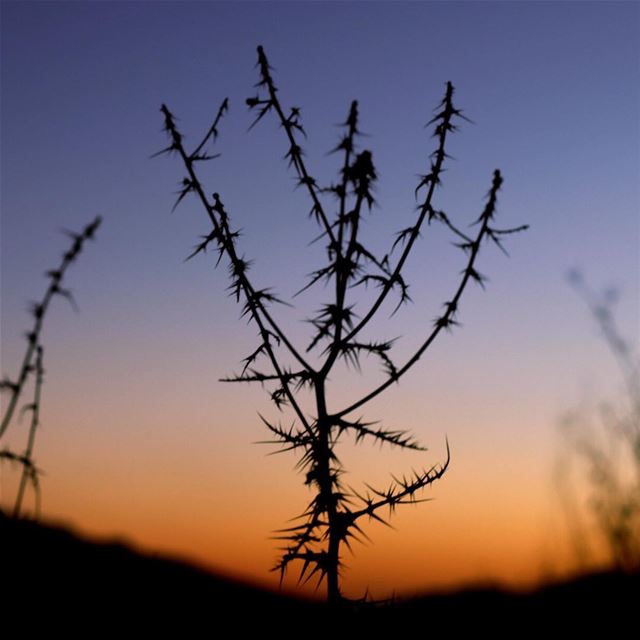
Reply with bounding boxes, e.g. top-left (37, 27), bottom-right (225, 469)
top-left (156, 46), bottom-right (527, 602)
top-left (559, 271), bottom-right (640, 571)
top-left (0, 217), bottom-right (101, 517)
